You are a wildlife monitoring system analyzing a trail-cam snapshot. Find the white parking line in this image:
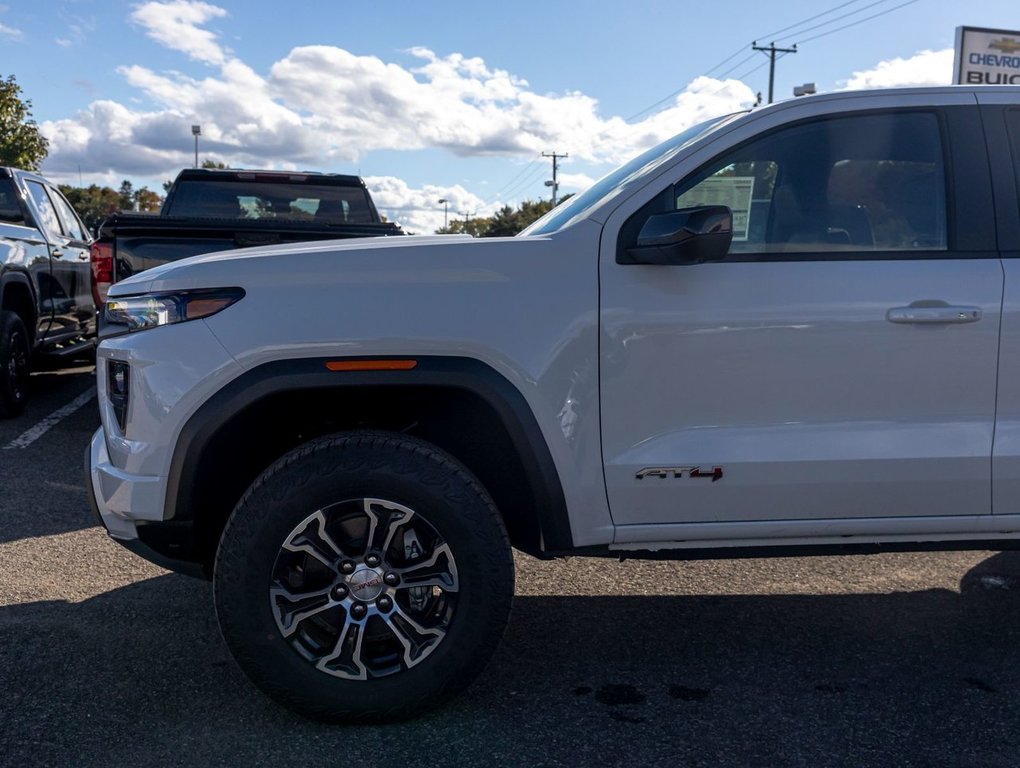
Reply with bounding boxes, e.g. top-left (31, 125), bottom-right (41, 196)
top-left (3, 387), bottom-right (97, 450)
